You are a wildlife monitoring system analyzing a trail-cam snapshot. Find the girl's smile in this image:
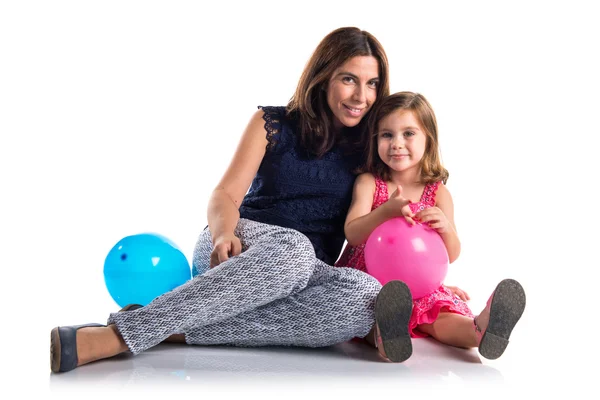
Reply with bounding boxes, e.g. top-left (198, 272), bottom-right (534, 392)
top-left (377, 109), bottom-right (426, 173)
